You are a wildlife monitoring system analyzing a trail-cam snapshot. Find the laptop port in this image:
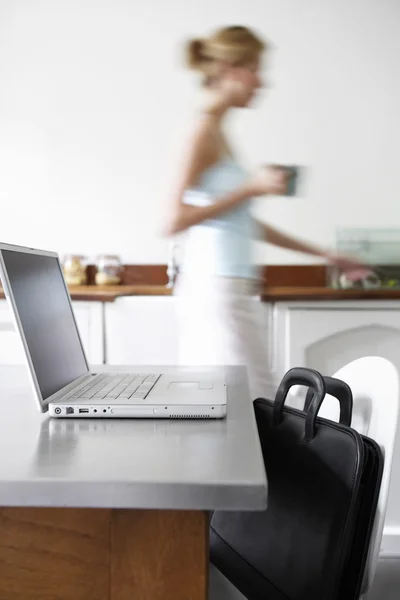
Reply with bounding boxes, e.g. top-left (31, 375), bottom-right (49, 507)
top-left (79, 408), bottom-right (89, 414)
top-left (66, 407), bottom-right (74, 415)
